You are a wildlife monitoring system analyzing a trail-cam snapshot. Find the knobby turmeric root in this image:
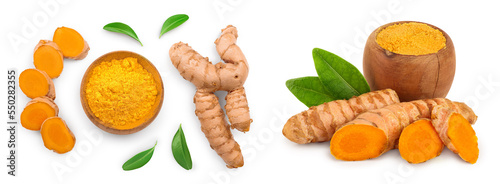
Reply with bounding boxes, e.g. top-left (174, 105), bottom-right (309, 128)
top-left (53, 27), bottom-right (89, 60)
top-left (330, 98), bottom-right (477, 161)
top-left (170, 25), bottom-right (251, 168)
top-left (21, 97), bottom-right (59, 131)
top-left (283, 89), bottom-right (400, 144)
top-left (398, 119), bottom-right (444, 164)
top-left (19, 68), bottom-right (56, 99)
top-left (33, 40), bottom-right (64, 78)
top-left (431, 105), bottom-right (479, 164)
top-left (40, 117), bottom-right (76, 154)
